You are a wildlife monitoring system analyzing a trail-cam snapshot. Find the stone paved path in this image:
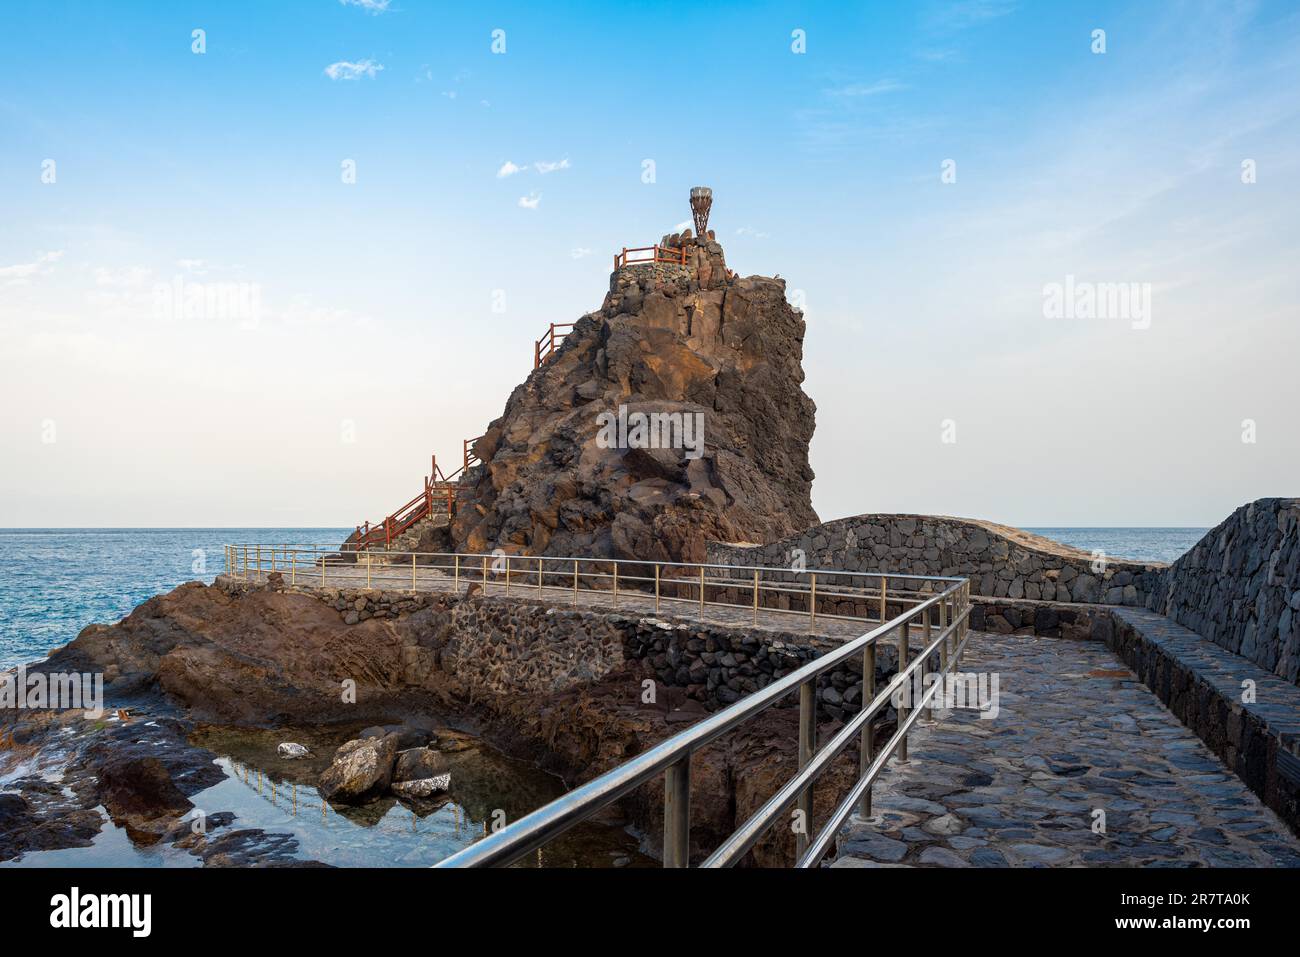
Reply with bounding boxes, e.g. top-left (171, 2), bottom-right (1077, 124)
top-left (235, 565), bottom-right (881, 641)
top-left (833, 632), bottom-right (1300, 868)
